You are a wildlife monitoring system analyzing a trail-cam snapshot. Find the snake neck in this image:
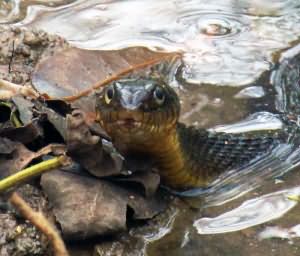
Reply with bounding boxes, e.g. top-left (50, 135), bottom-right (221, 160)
top-left (146, 123), bottom-right (210, 189)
